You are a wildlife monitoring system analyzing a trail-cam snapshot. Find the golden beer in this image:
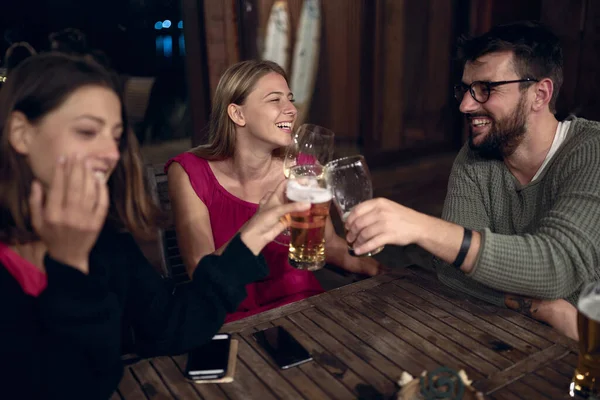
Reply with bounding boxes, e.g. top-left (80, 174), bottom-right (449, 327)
top-left (571, 283), bottom-right (600, 399)
top-left (342, 211), bottom-right (384, 257)
top-left (286, 168), bottom-right (332, 270)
